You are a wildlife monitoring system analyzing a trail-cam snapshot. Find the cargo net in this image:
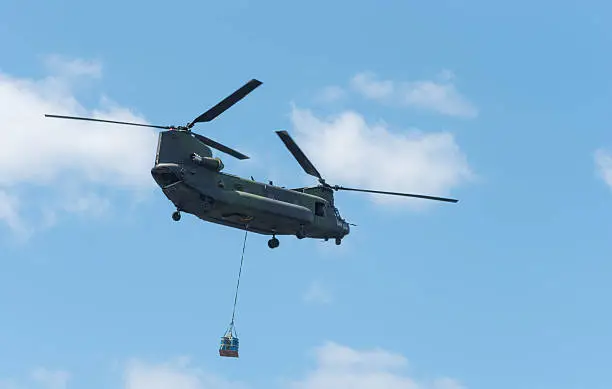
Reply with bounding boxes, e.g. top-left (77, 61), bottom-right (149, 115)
top-left (219, 321), bottom-right (239, 358)
top-left (219, 227), bottom-right (248, 358)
